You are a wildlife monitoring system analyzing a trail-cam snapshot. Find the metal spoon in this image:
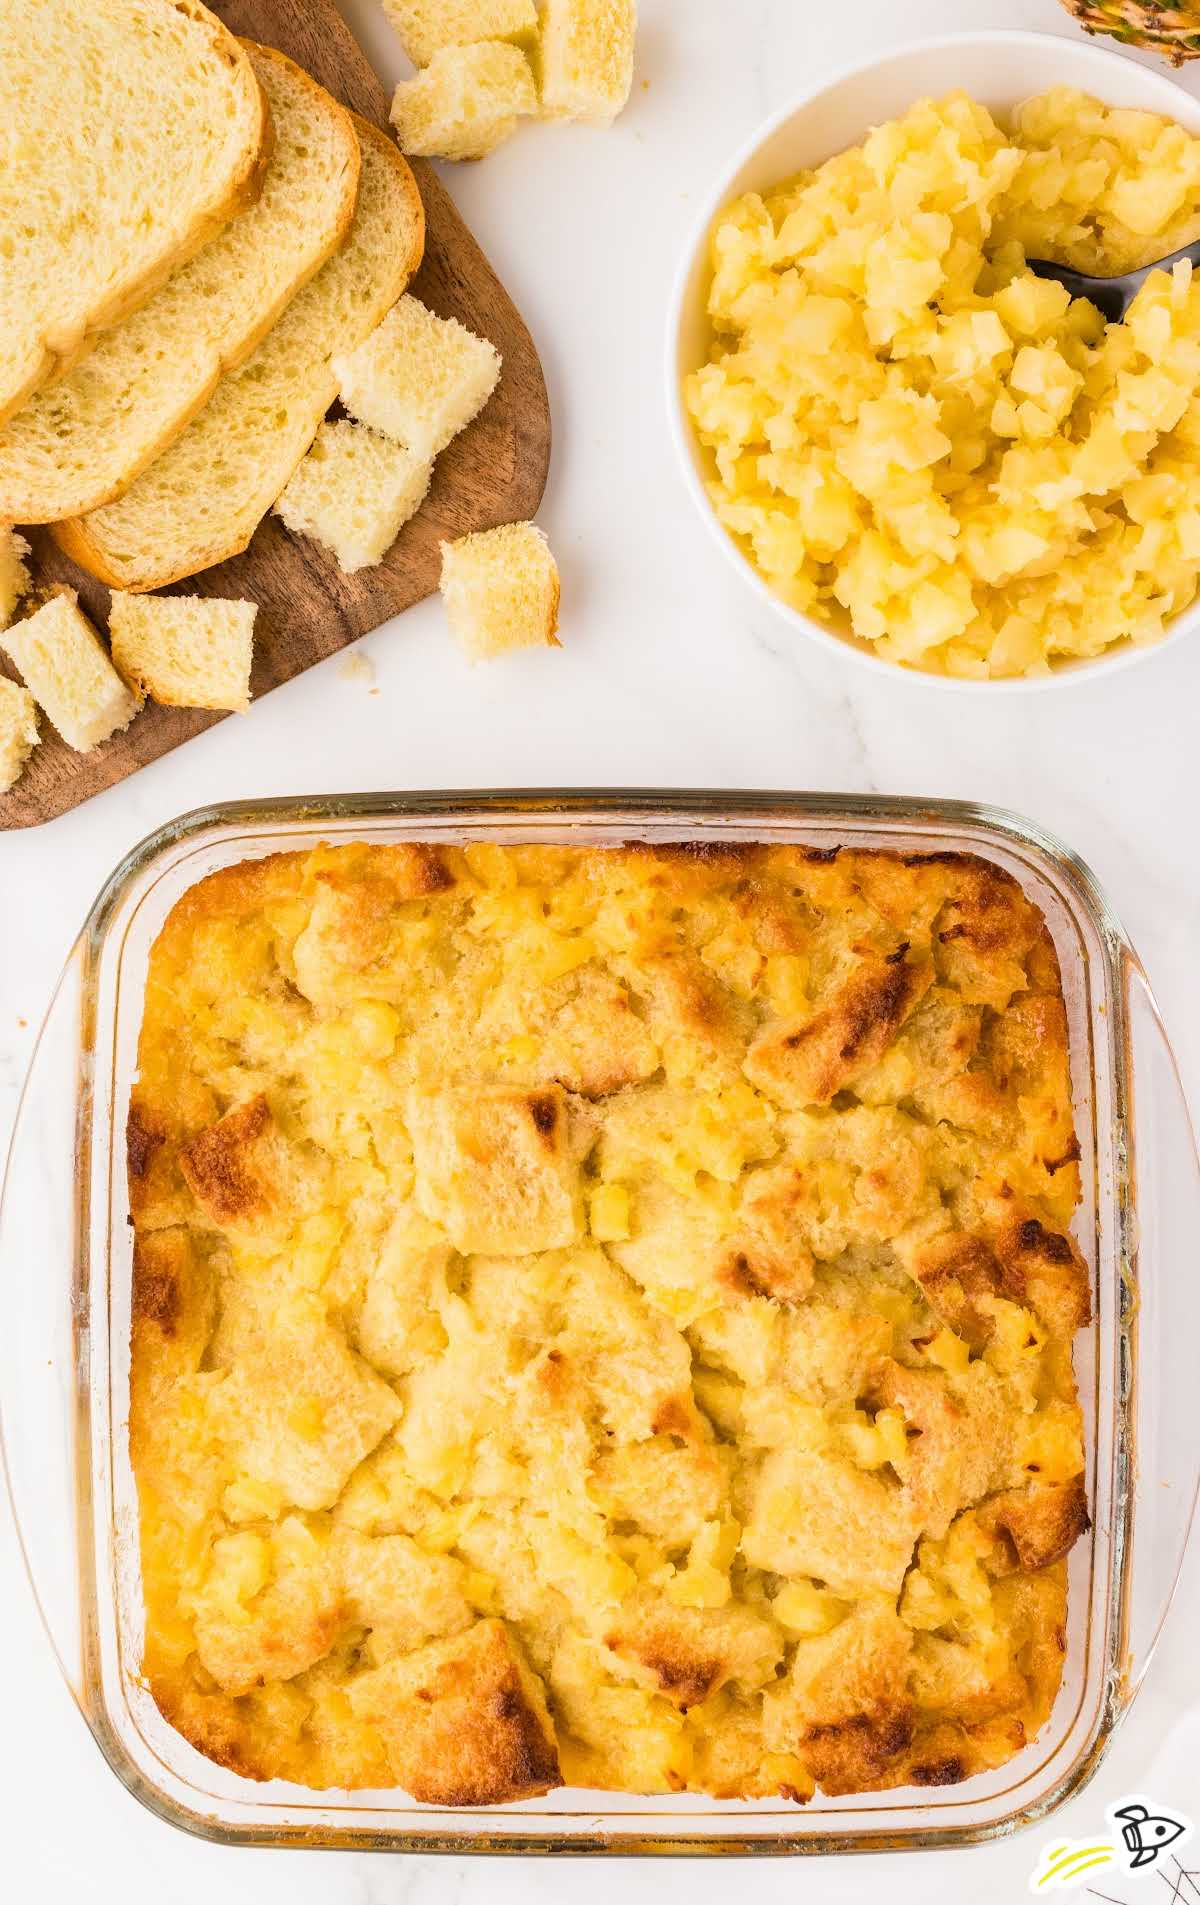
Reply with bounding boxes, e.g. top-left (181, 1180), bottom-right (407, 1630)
top-left (1026, 236), bottom-right (1200, 323)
